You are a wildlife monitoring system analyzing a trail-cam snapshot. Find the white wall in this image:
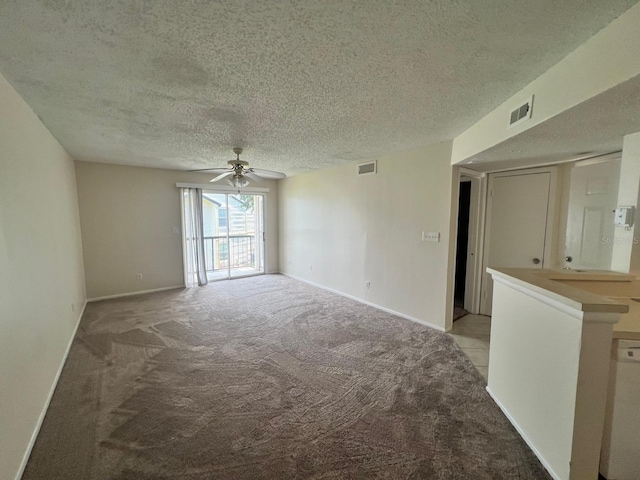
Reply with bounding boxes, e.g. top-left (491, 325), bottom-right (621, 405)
top-left (551, 163), bottom-right (573, 269)
top-left (0, 73), bottom-right (86, 480)
top-left (278, 141), bottom-right (455, 330)
top-left (75, 161), bottom-right (279, 299)
top-left (612, 131), bottom-right (640, 274)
